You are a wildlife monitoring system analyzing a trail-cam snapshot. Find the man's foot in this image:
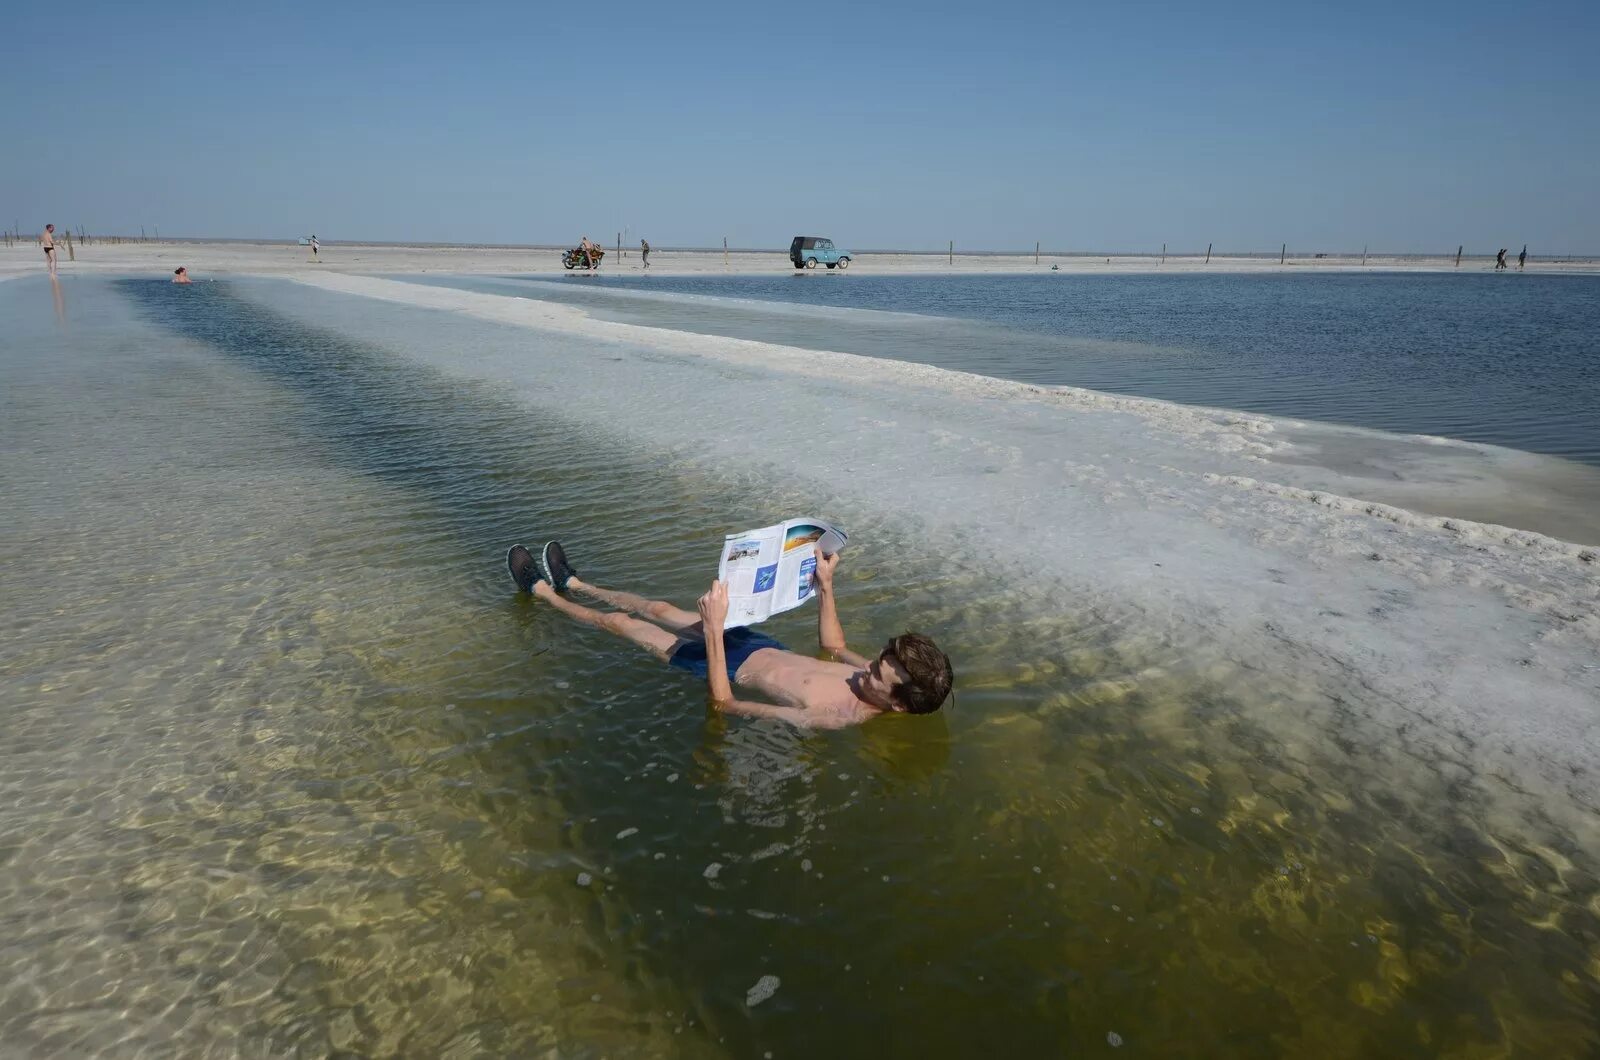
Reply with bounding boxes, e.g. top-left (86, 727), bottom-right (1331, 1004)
top-left (507, 544), bottom-right (544, 593)
top-left (541, 541), bottom-right (578, 593)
